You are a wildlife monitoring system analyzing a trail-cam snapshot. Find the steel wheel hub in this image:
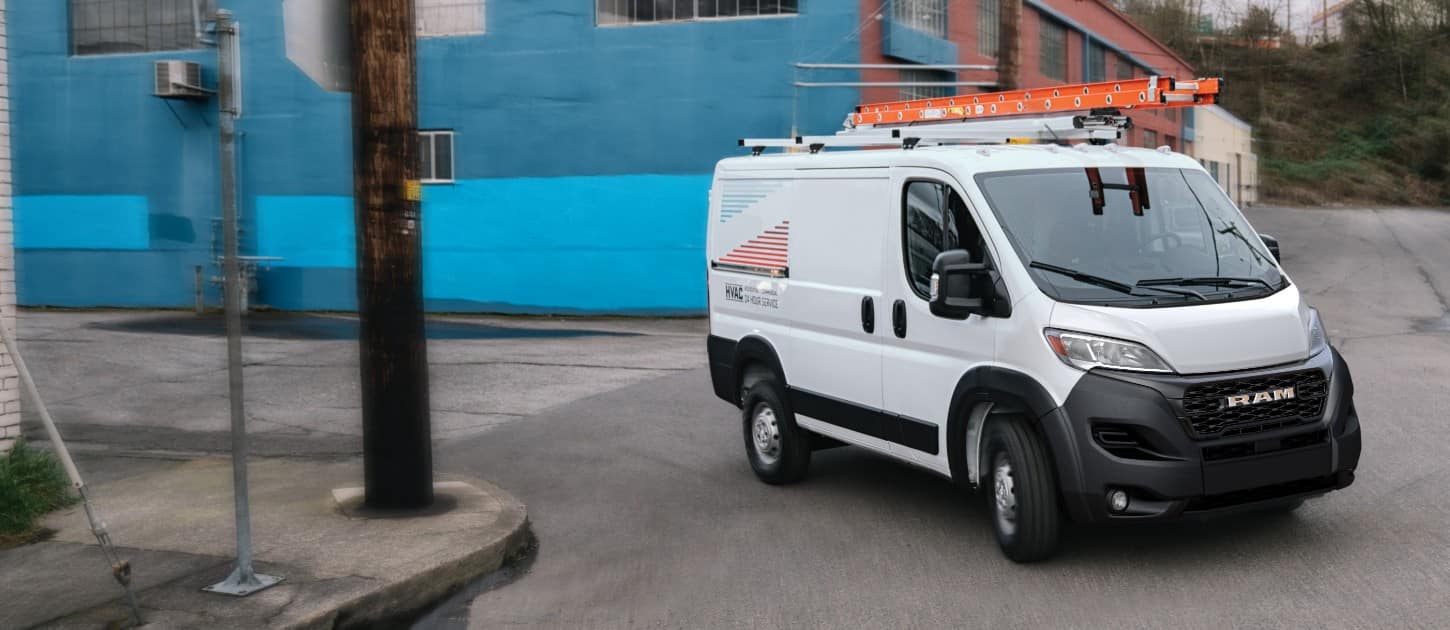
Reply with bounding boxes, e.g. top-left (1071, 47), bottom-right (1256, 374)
top-left (993, 454), bottom-right (1018, 537)
top-left (751, 404), bottom-right (781, 464)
